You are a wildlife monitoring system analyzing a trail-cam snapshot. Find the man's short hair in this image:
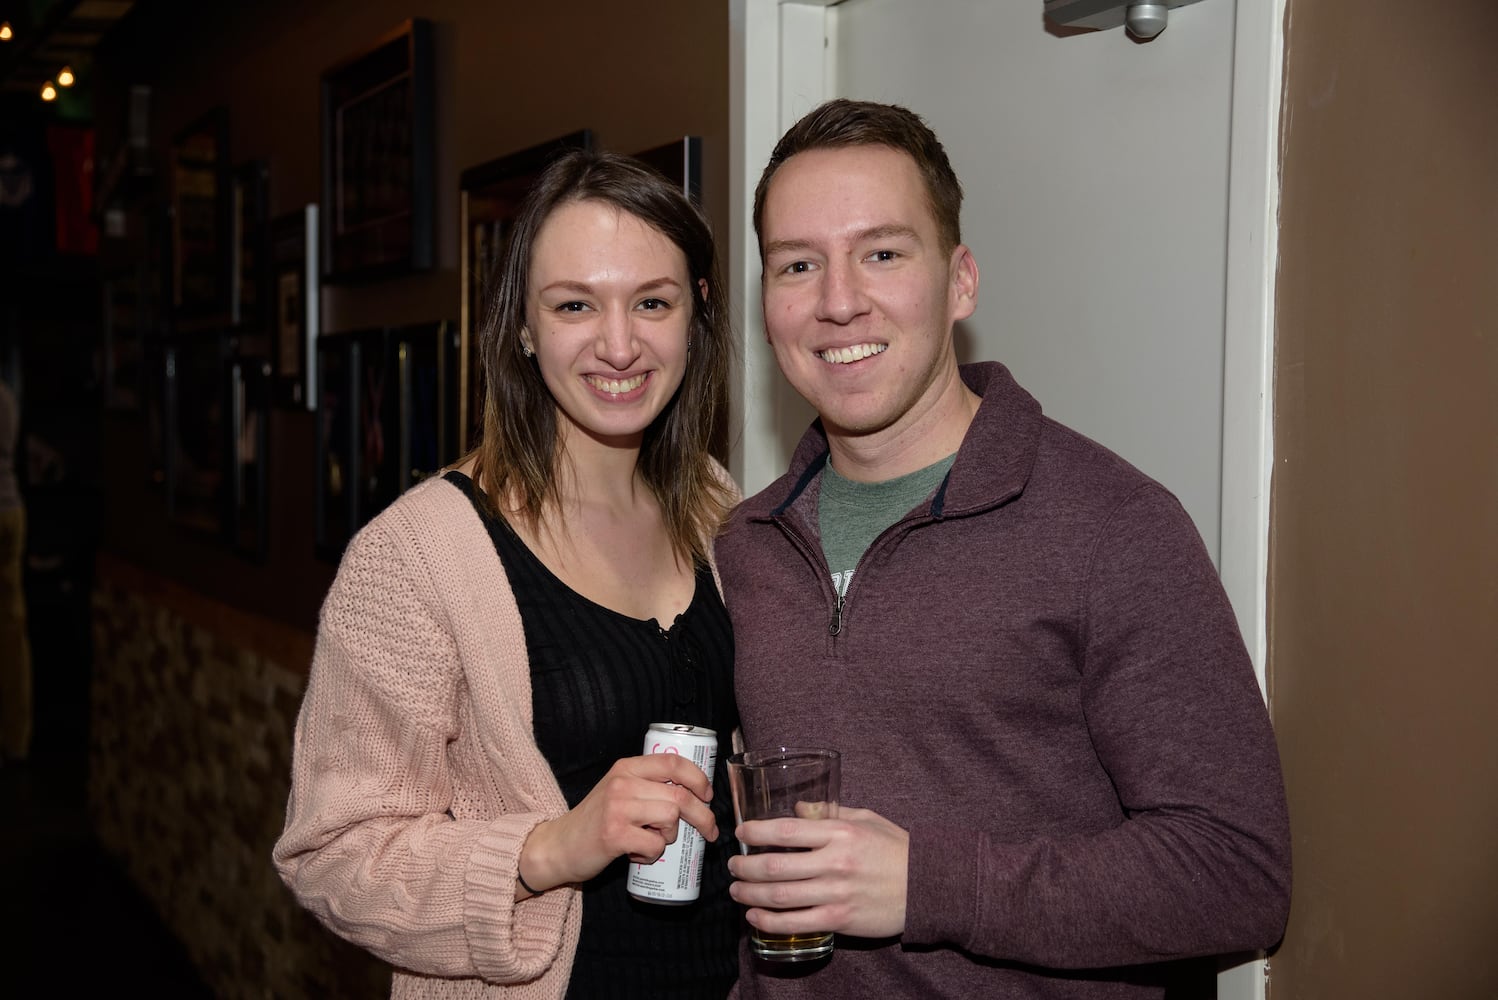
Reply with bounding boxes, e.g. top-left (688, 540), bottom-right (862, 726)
top-left (752, 99), bottom-right (965, 258)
